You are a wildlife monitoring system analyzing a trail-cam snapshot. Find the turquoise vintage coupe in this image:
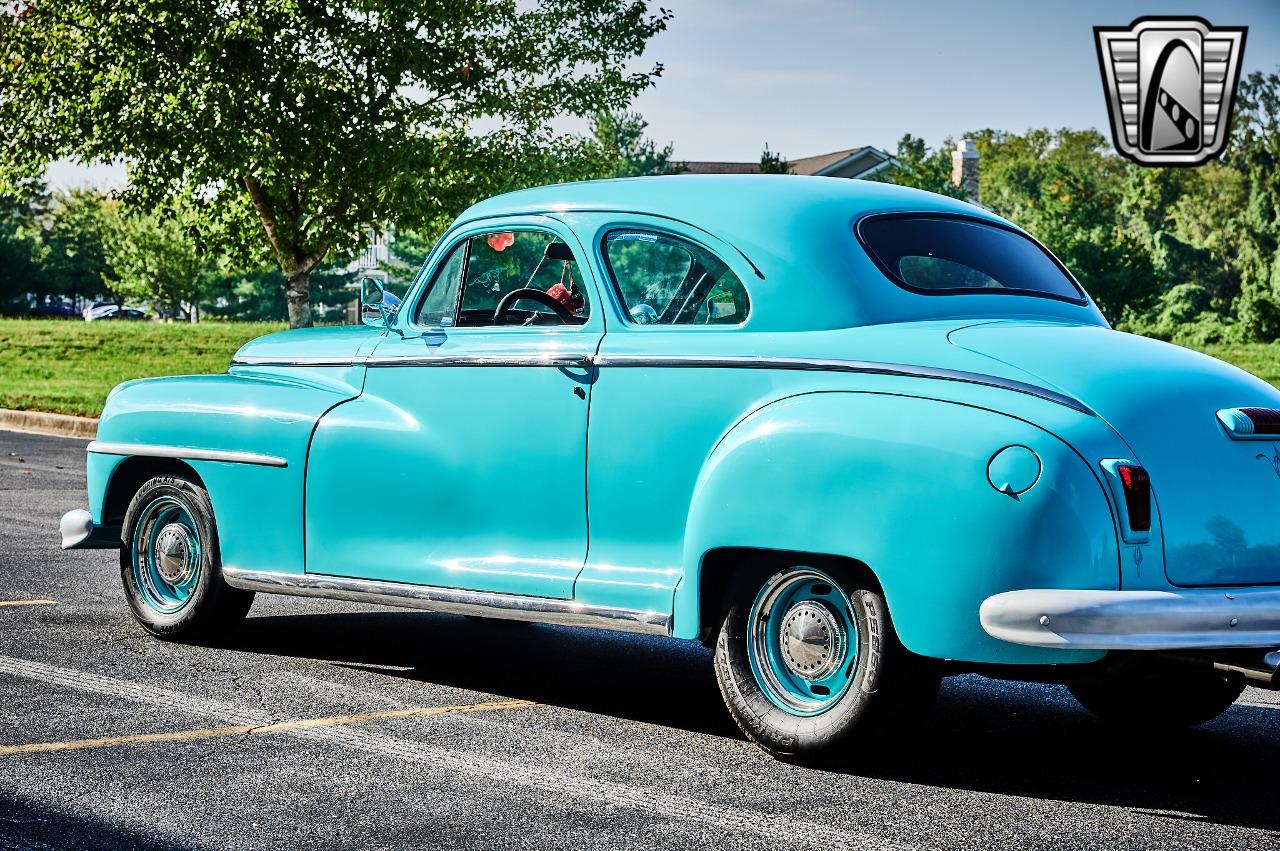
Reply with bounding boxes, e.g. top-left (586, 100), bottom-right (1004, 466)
top-left (61, 176), bottom-right (1280, 761)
